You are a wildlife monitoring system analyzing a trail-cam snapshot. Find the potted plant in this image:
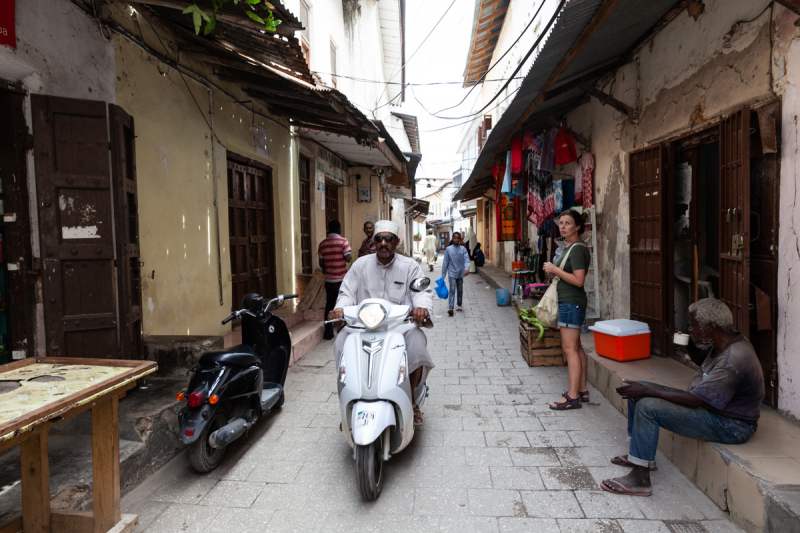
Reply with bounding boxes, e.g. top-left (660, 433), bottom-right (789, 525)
top-left (413, 233), bottom-right (422, 242)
